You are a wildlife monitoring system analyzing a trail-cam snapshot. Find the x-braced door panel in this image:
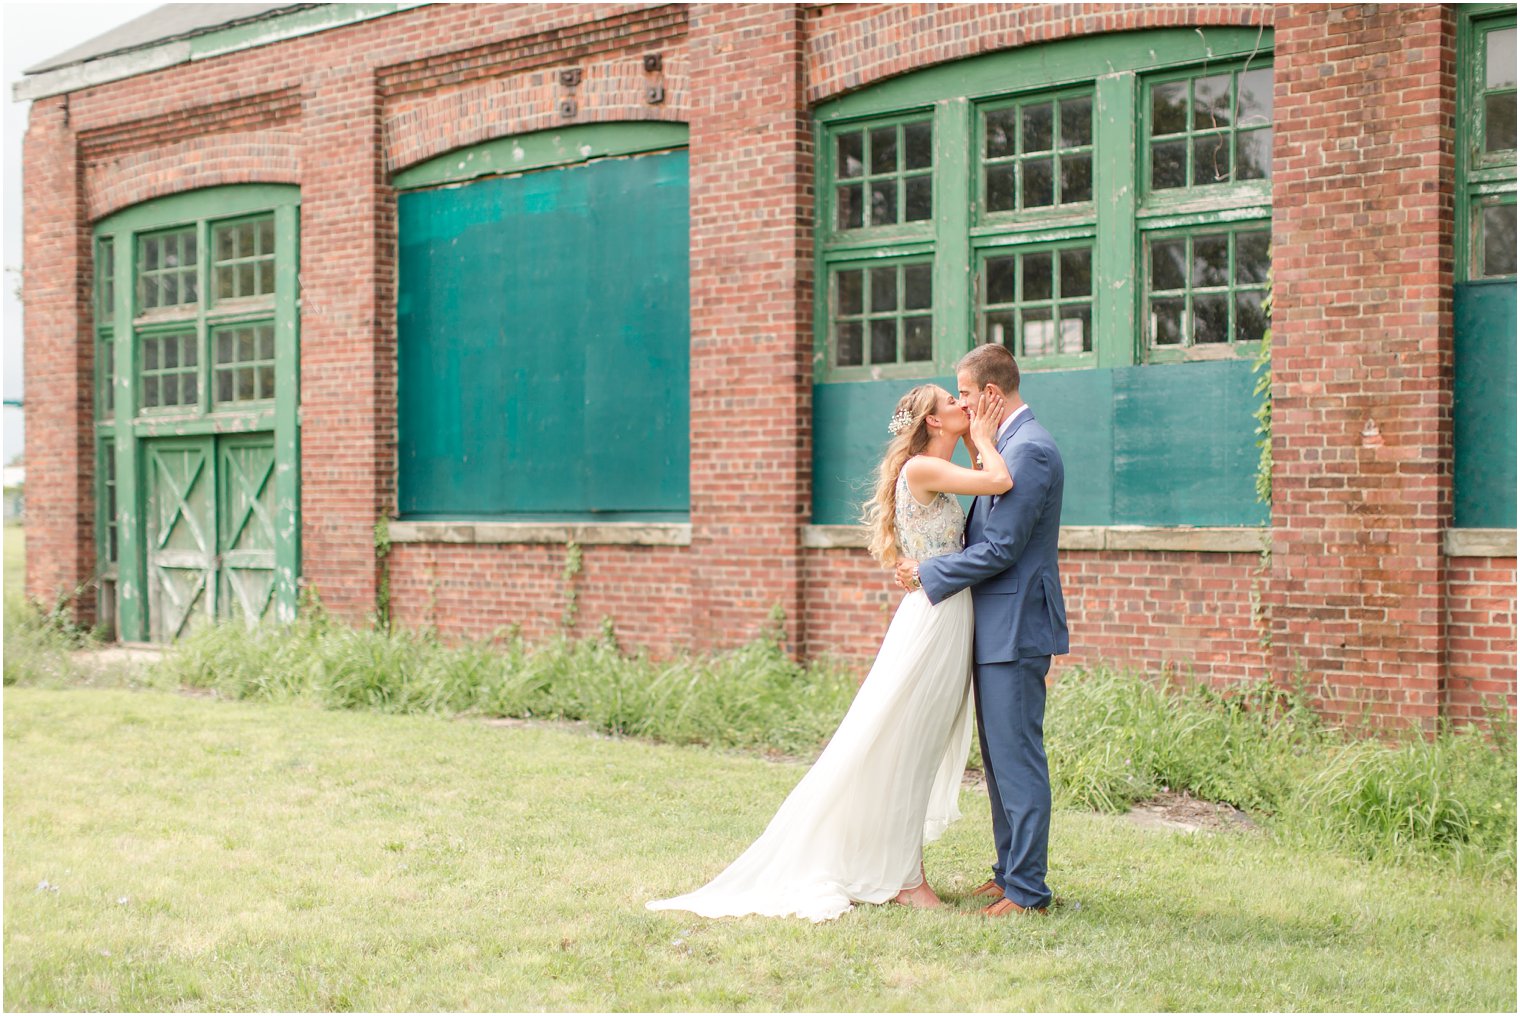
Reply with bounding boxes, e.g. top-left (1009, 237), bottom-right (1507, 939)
top-left (218, 436), bottom-right (277, 628)
top-left (145, 439), bottom-right (216, 641)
